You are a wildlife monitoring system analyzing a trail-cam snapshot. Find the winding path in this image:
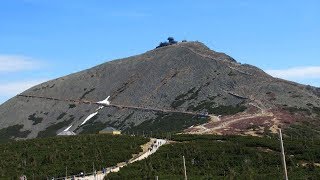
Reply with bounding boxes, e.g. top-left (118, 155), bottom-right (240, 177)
top-left (64, 138), bottom-right (167, 180)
